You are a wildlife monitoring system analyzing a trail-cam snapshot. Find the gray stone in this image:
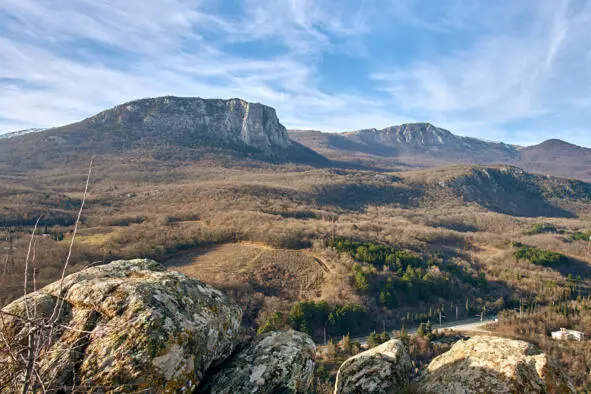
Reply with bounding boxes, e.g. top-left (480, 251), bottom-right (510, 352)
top-left (0, 259), bottom-right (242, 393)
top-left (418, 335), bottom-right (576, 394)
top-left (334, 339), bottom-right (412, 394)
top-left (200, 330), bottom-right (316, 394)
